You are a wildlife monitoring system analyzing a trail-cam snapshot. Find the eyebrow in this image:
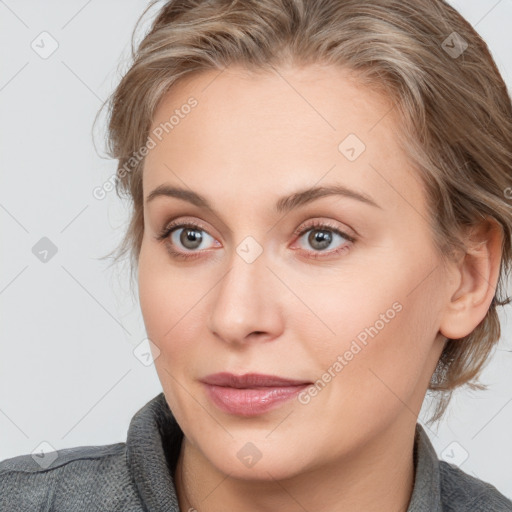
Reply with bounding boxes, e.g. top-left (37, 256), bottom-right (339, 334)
top-left (145, 183), bottom-right (382, 214)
